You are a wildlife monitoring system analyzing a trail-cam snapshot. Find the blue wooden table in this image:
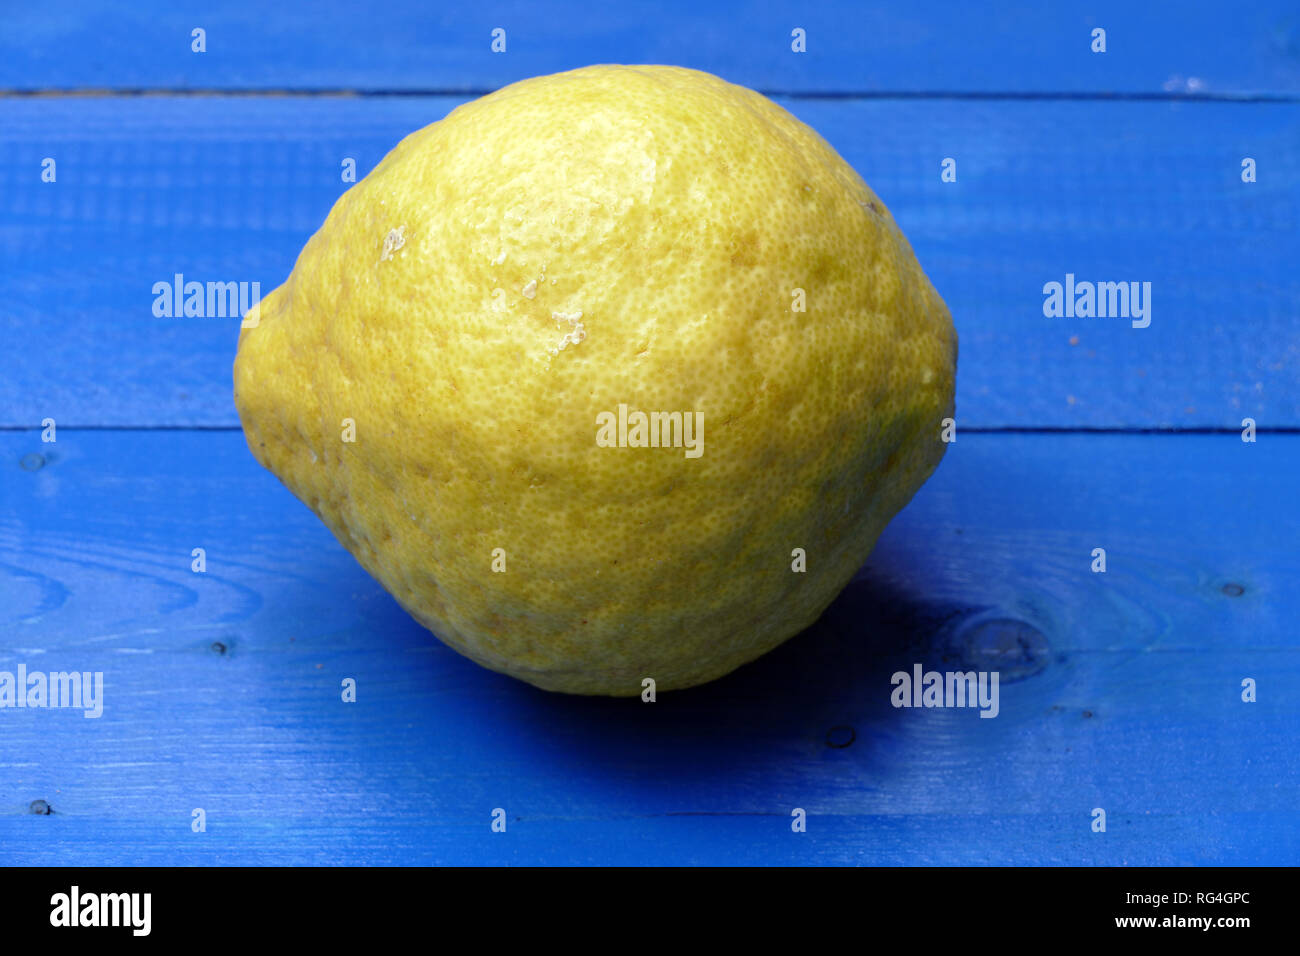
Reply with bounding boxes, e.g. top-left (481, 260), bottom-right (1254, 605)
top-left (2, 1), bottom-right (1297, 865)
